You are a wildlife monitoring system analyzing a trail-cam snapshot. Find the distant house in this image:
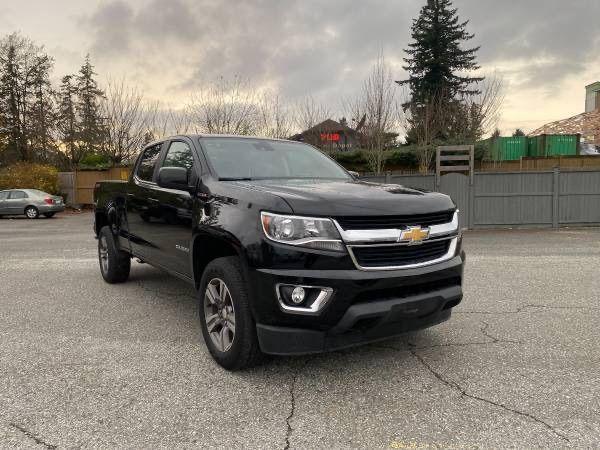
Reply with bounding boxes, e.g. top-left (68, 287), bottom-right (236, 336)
top-left (290, 119), bottom-right (359, 152)
top-left (530, 82), bottom-right (600, 145)
top-left (585, 81), bottom-right (600, 113)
